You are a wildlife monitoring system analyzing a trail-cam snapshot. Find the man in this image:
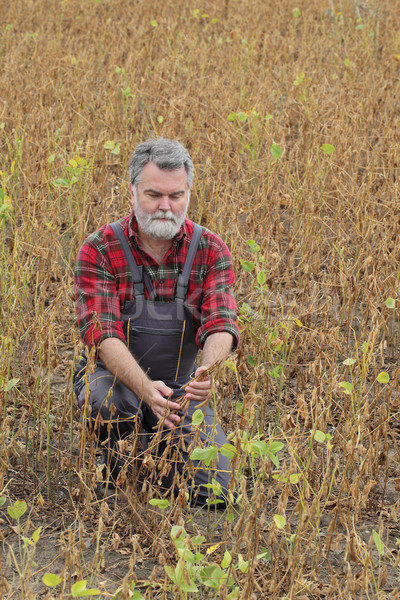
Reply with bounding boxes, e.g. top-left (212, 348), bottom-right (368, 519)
top-left (73, 138), bottom-right (239, 506)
